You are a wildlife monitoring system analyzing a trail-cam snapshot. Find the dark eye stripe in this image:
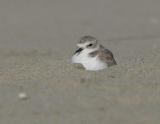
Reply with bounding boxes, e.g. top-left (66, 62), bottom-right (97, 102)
top-left (87, 44), bottom-right (93, 47)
